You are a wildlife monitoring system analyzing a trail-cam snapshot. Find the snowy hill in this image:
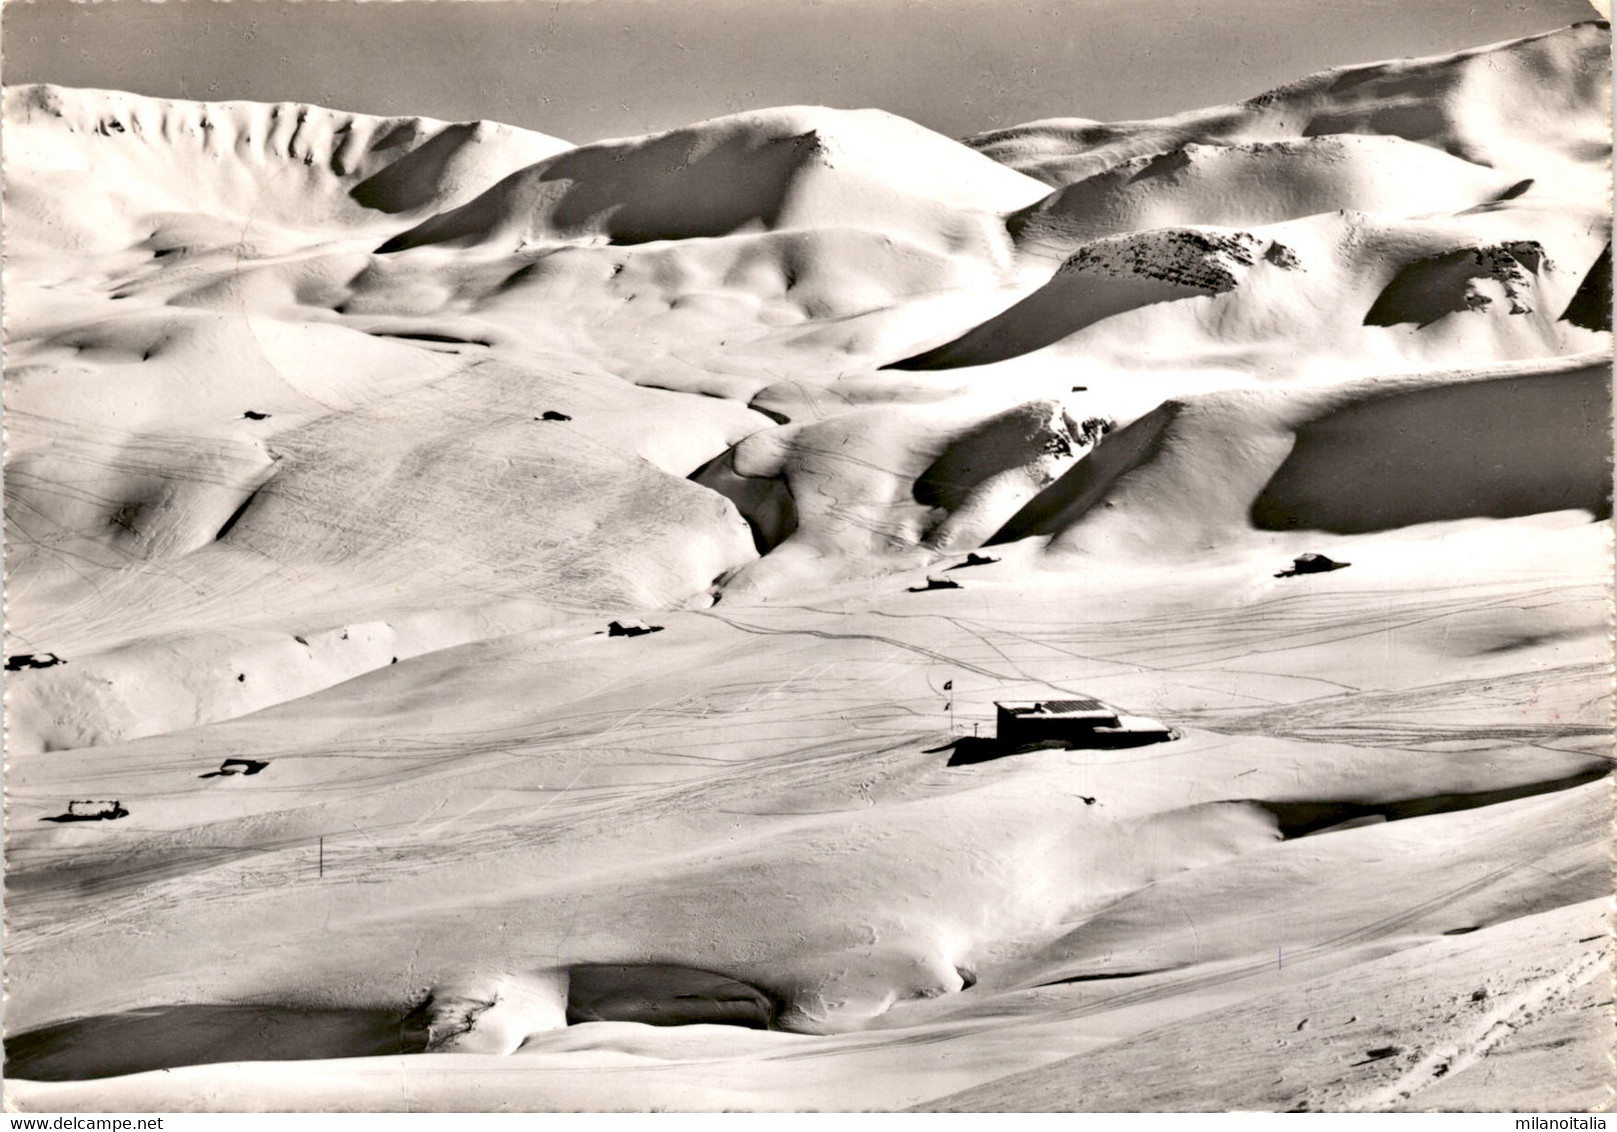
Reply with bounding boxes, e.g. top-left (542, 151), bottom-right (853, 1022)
top-left (4, 22), bottom-right (1611, 1114)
